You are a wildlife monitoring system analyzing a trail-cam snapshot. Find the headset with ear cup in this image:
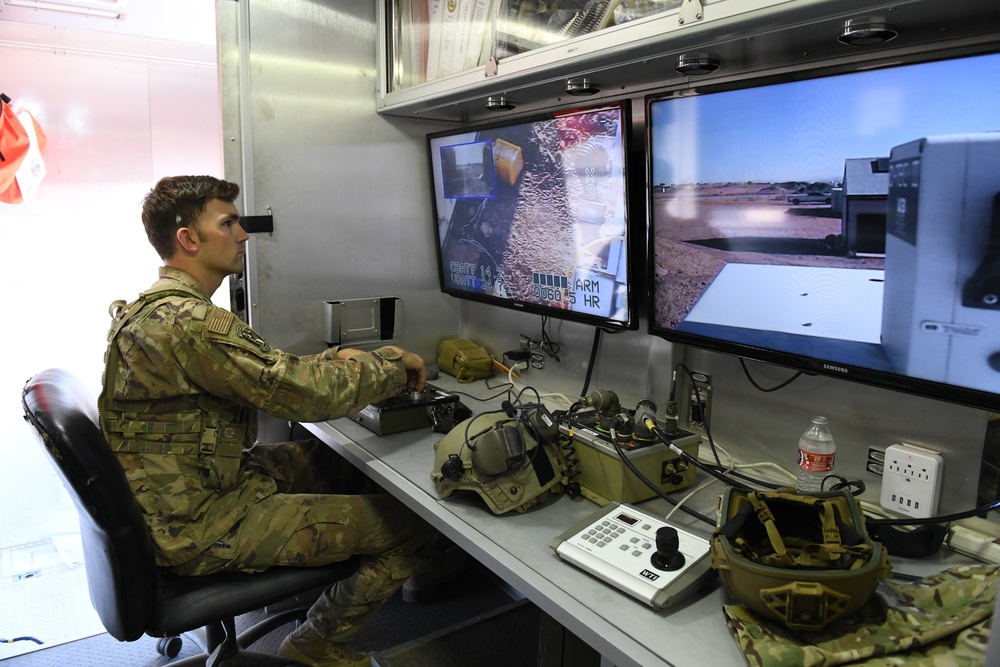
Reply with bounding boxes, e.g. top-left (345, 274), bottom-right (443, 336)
top-left (431, 403), bottom-right (570, 515)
